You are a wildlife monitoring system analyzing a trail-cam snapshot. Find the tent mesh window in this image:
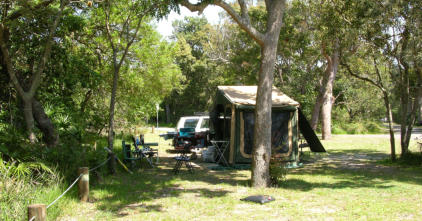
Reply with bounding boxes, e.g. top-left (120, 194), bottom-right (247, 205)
top-left (243, 111), bottom-right (290, 155)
